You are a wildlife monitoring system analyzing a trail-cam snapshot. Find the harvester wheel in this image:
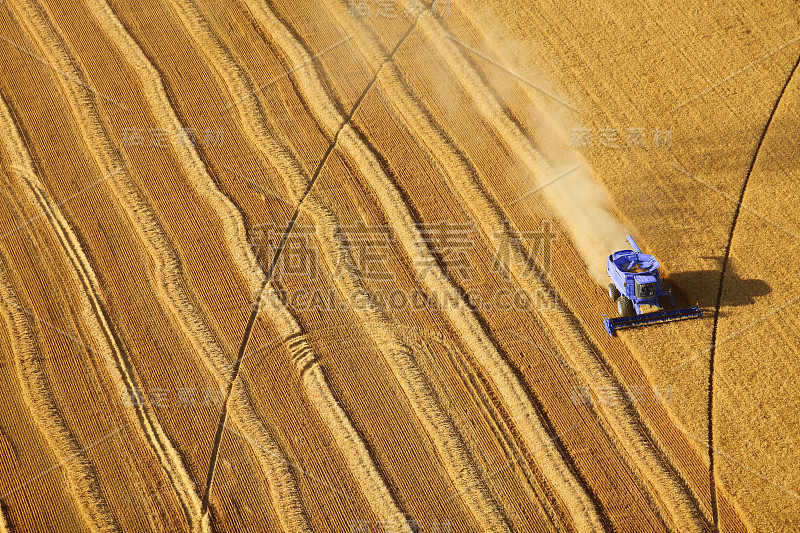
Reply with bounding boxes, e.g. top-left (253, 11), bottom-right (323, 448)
top-left (617, 296), bottom-right (634, 317)
top-left (608, 283), bottom-right (620, 301)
